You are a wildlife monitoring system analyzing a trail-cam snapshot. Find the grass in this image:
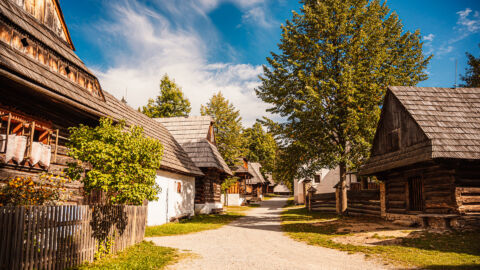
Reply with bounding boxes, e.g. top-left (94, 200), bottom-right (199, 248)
top-left (263, 194), bottom-right (281, 200)
top-left (281, 207), bottom-right (480, 269)
top-left (145, 205), bottom-right (259, 237)
top-left (75, 241), bottom-right (178, 270)
top-left (145, 212), bottom-right (243, 237)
